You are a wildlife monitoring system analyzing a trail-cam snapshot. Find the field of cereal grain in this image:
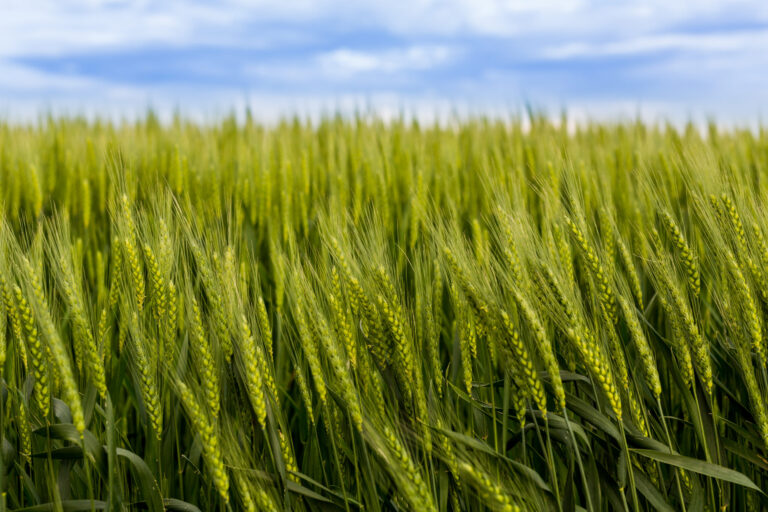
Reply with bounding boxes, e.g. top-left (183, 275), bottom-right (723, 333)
top-left (1, 115), bottom-right (767, 510)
